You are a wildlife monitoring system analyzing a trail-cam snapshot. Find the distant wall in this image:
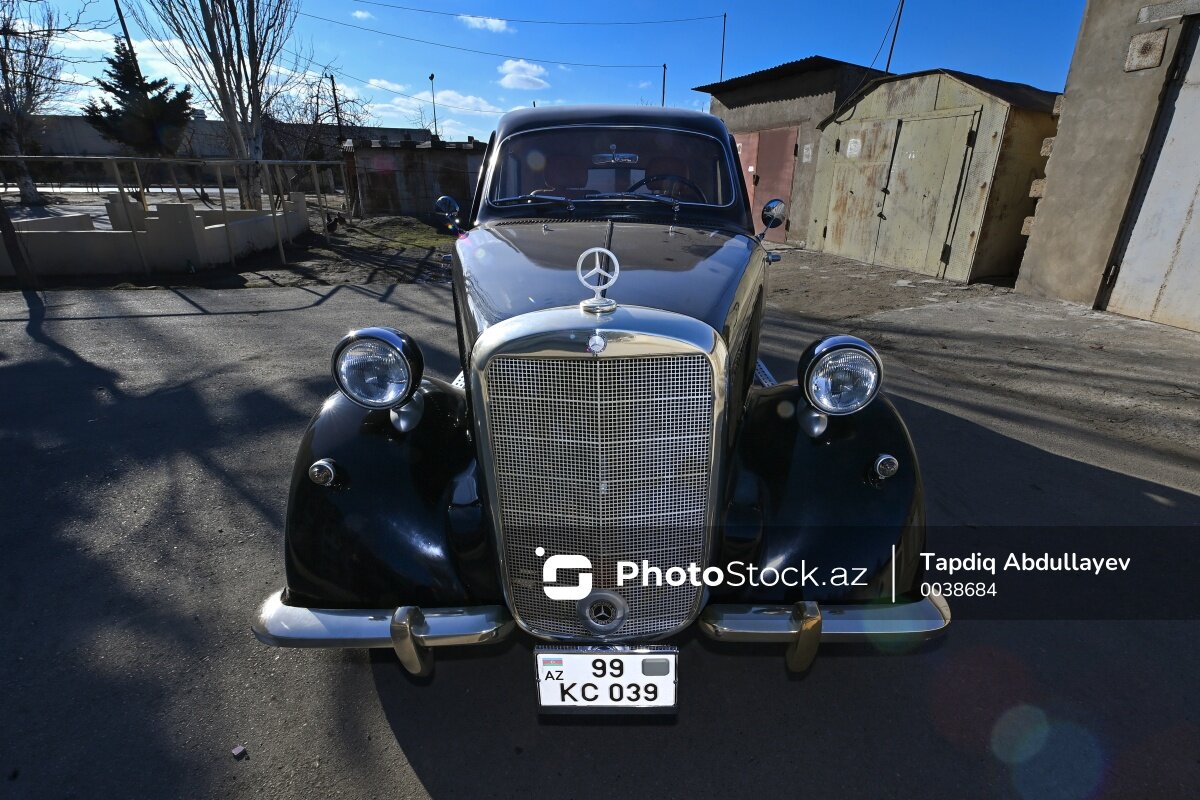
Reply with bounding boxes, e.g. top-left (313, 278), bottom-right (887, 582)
top-left (30, 115), bottom-right (432, 159)
top-left (355, 145), bottom-right (485, 217)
